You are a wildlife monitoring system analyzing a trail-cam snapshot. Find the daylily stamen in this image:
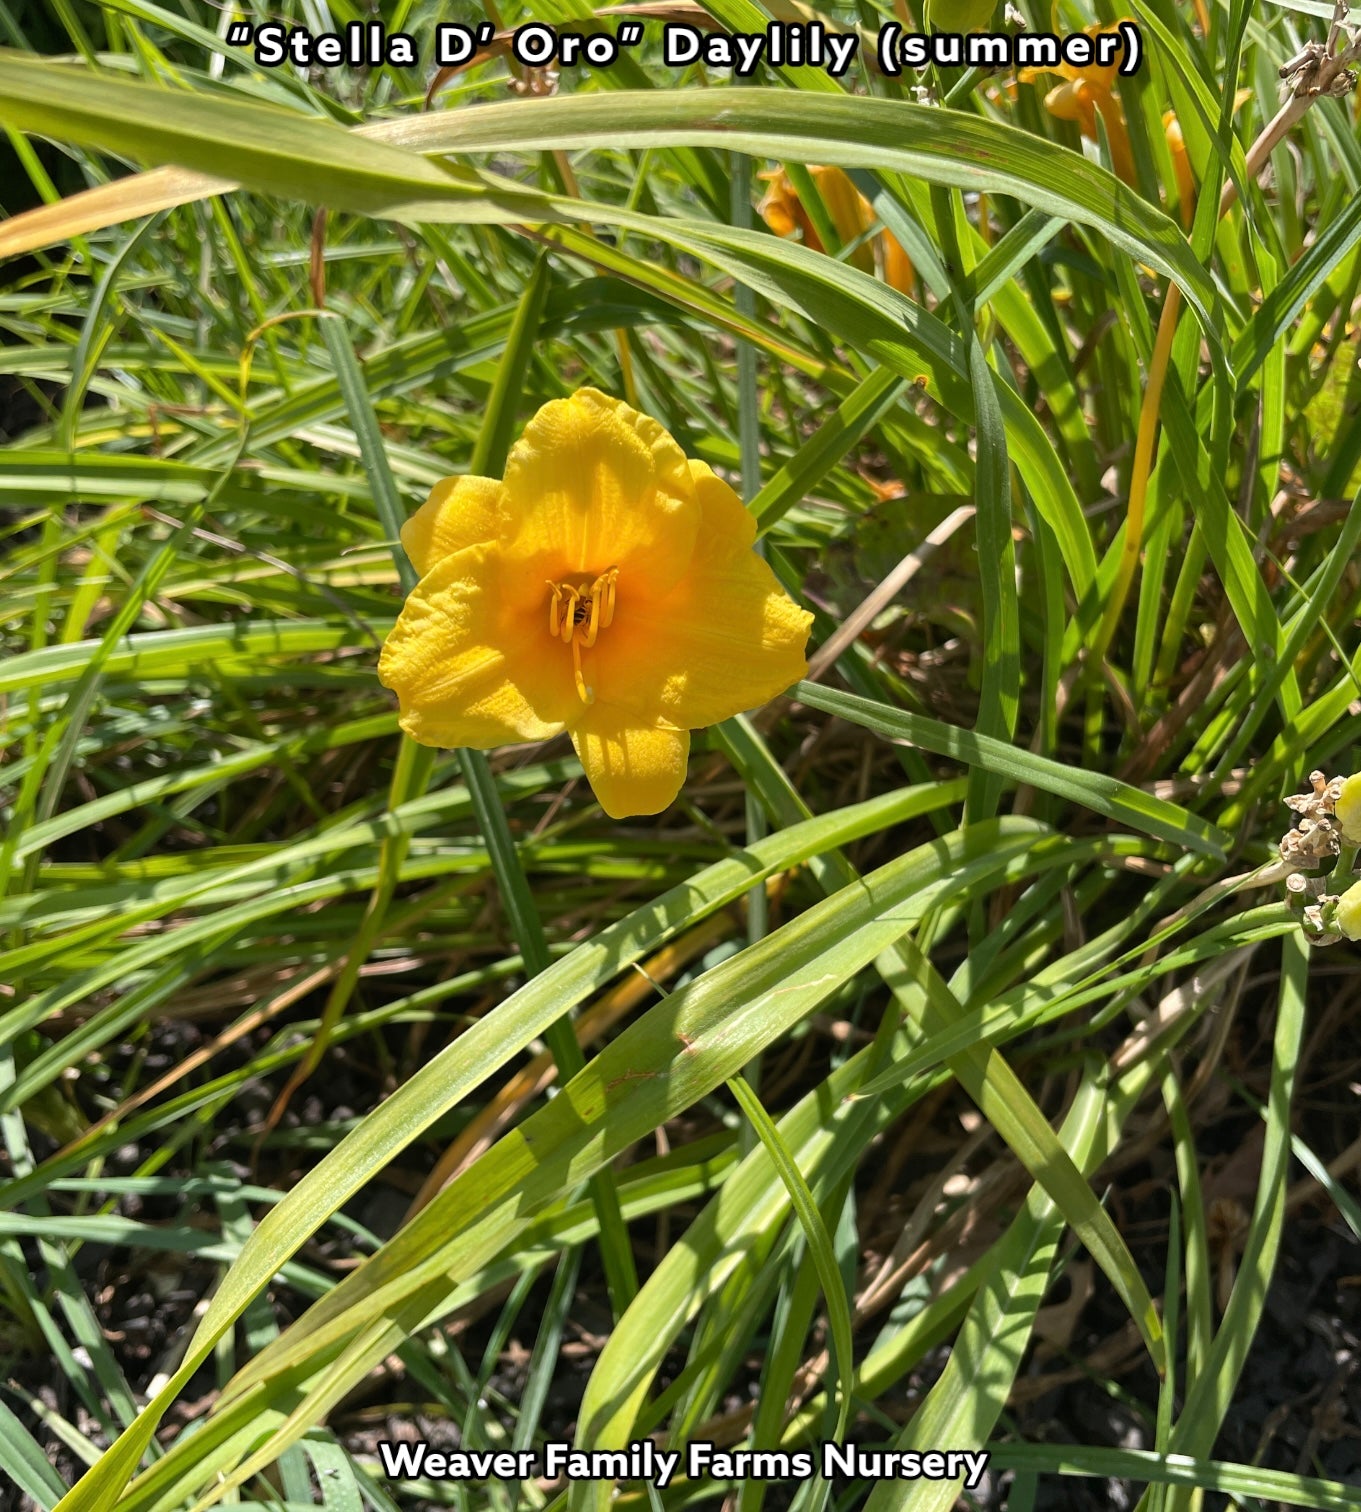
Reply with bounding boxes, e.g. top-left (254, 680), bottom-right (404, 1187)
top-left (587, 586), bottom-right (601, 644)
top-left (546, 567), bottom-right (619, 704)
